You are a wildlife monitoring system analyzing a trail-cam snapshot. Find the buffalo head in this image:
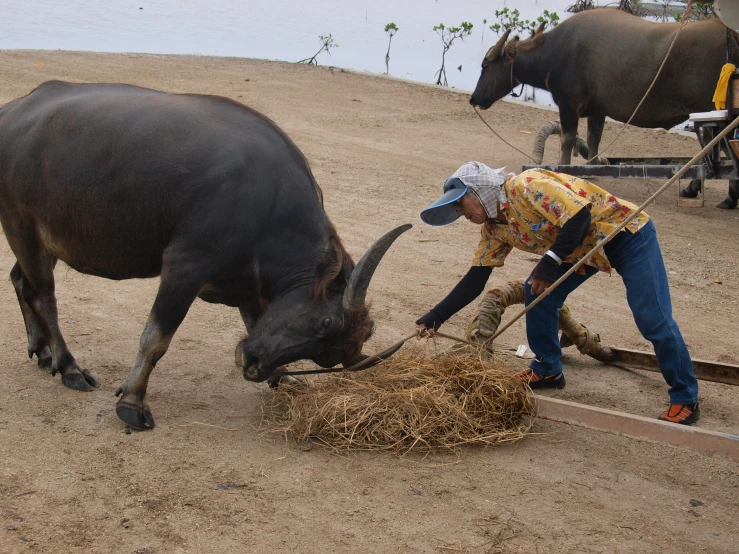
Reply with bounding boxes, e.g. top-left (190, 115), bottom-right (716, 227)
top-left (470, 23), bottom-right (544, 110)
top-left (235, 224), bottom-right (411, 381)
